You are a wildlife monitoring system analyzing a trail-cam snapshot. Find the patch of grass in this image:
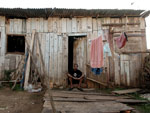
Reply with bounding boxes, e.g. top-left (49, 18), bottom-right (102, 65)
top-left (133, 104), bottom-right (150, 113)
top-left (0, 85), bottom-right (3, 90)
top-left (113, 87), bottom-right (126, 91)
top-left (129, 92), bottom-right (147, 100)
top-left (13, 84), bottom-right (23, 91)
top-left (99, 87), bottom-right (127, 94)
top-left (102, 88), bottom-right (113, 93)
top-left (3, 69), bottom-right (15, 81)
top-left (8, 83), bottom-right (23, 91)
